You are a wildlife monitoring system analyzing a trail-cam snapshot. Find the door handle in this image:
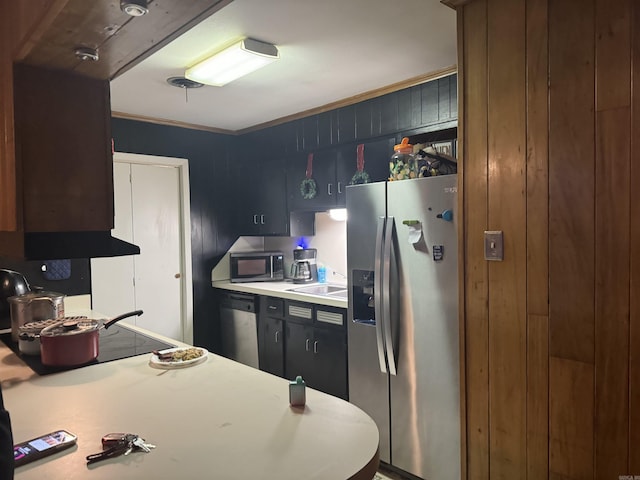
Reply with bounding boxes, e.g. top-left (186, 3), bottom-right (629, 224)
top-left (382, 216), bottom-right (397, 376)
top-left (374, 216), bottom-right (387, 374)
